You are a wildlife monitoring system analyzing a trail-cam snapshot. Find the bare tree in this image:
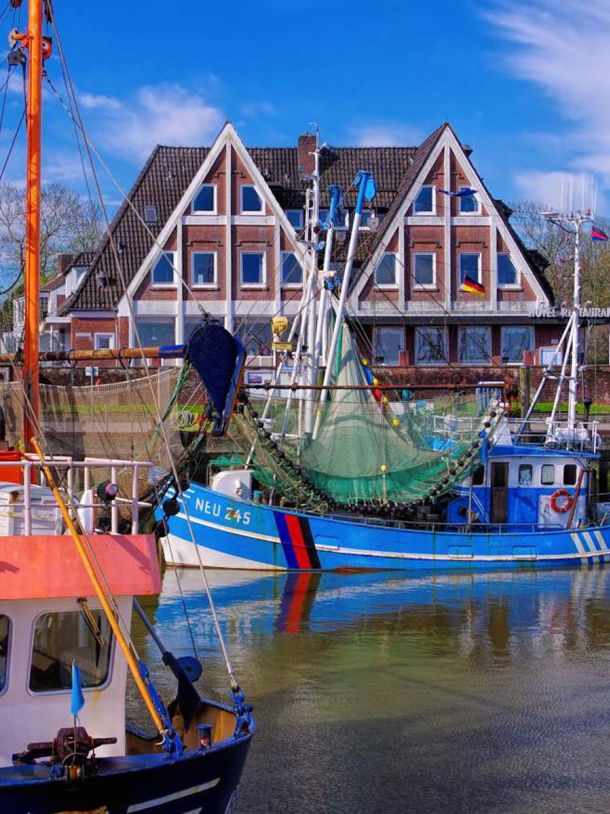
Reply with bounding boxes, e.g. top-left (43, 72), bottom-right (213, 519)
top-left (0, 181), bottom-right (103, 290)
top-left (511, 200), bottom-right (610, 362)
